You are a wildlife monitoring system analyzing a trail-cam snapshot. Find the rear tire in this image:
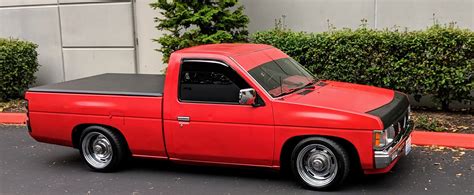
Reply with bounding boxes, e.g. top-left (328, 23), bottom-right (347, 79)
top-left (290, 137), bottom-right (350, 190)
top-left (79, 126), bottom-right (128, 172)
